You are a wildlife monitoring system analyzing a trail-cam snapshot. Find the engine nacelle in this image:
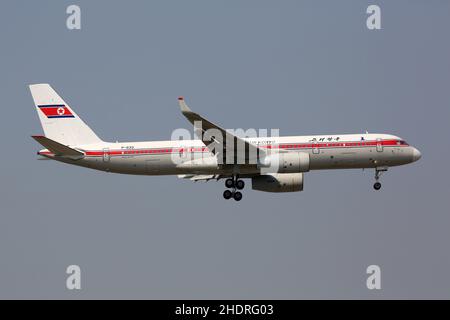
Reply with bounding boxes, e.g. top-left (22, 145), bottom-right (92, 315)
top-left (252, 173), bottom-right (304, 193)
top-left (259, 152), bottom-right (310, 173)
